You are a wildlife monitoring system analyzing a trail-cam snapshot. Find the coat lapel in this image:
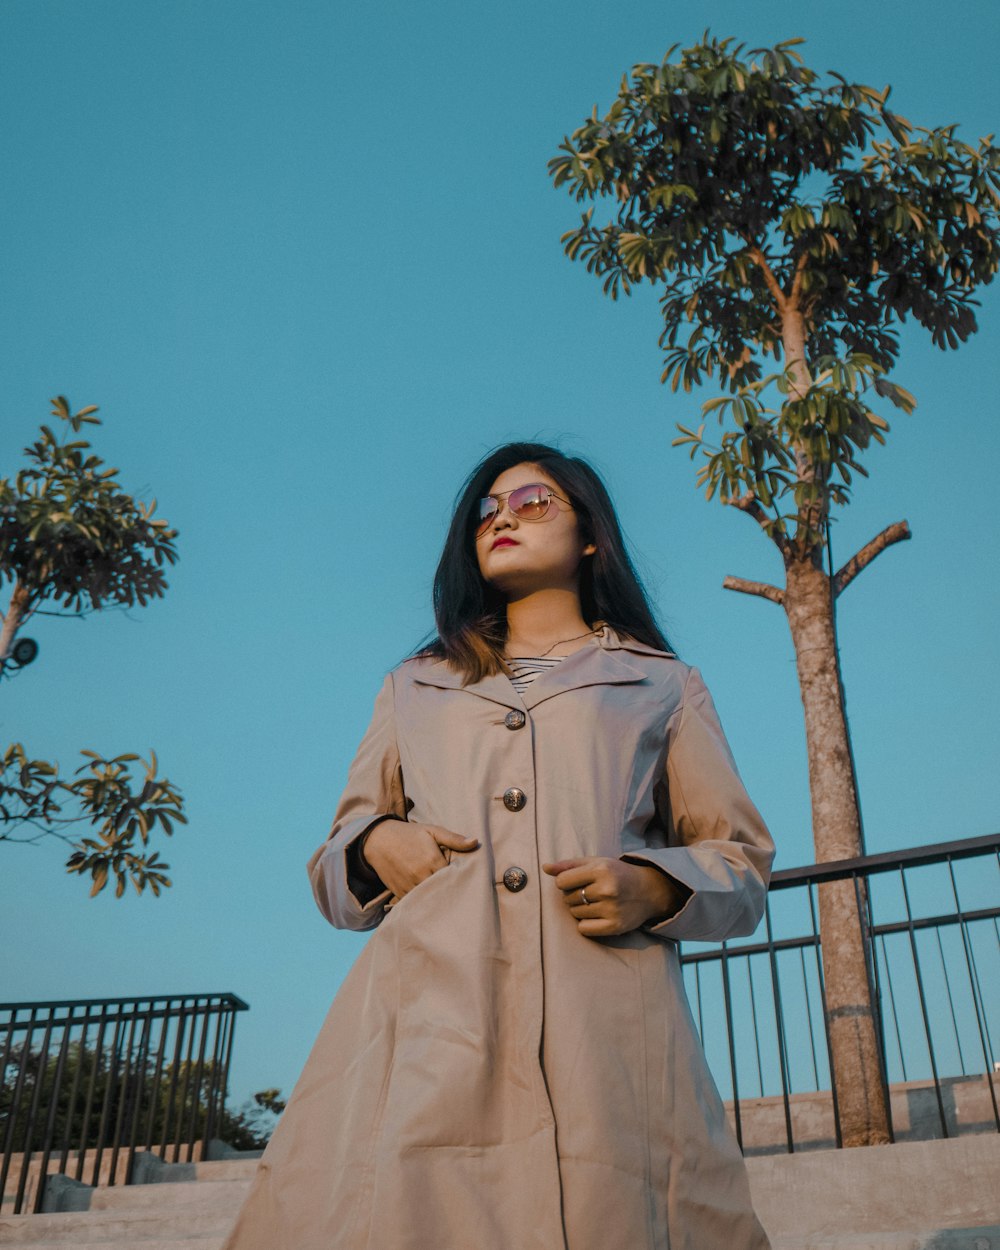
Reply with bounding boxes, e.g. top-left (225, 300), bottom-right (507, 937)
top-left (411, 661), bottom-right (523, 711)
top-left (519, 644), bottom-right (648, 709)
top-left (410, 627), bottom-right (660, 712)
